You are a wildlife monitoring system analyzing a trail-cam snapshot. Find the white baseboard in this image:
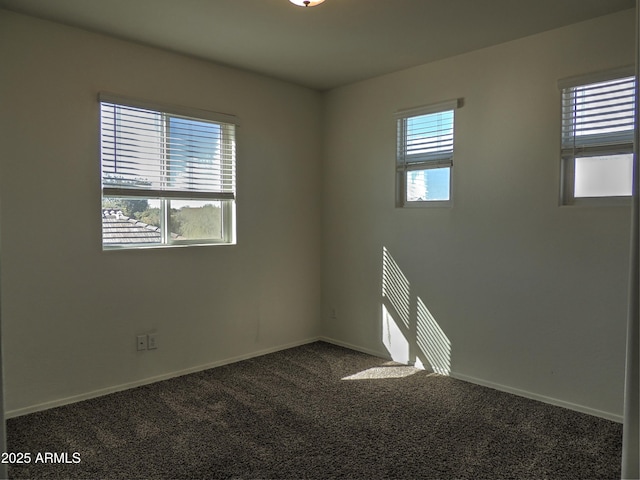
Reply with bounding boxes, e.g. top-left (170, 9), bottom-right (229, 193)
top-left (320, 337), bottom-right (623, 424)
top-left (451, 372), bottom-right (623, 424)
top-left (319, 336), bottom-right (392, 360)
top-left (6, 337), bottom-right (321, 419)
top-left (7, 336), bottom-right (623, 425)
